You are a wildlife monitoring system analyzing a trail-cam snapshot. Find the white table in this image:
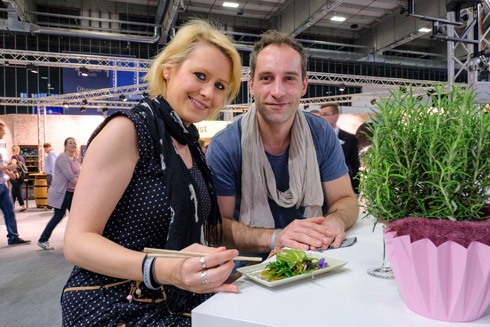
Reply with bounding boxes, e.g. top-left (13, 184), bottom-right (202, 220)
top-left (192, 215), bottom-right (490, 327)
